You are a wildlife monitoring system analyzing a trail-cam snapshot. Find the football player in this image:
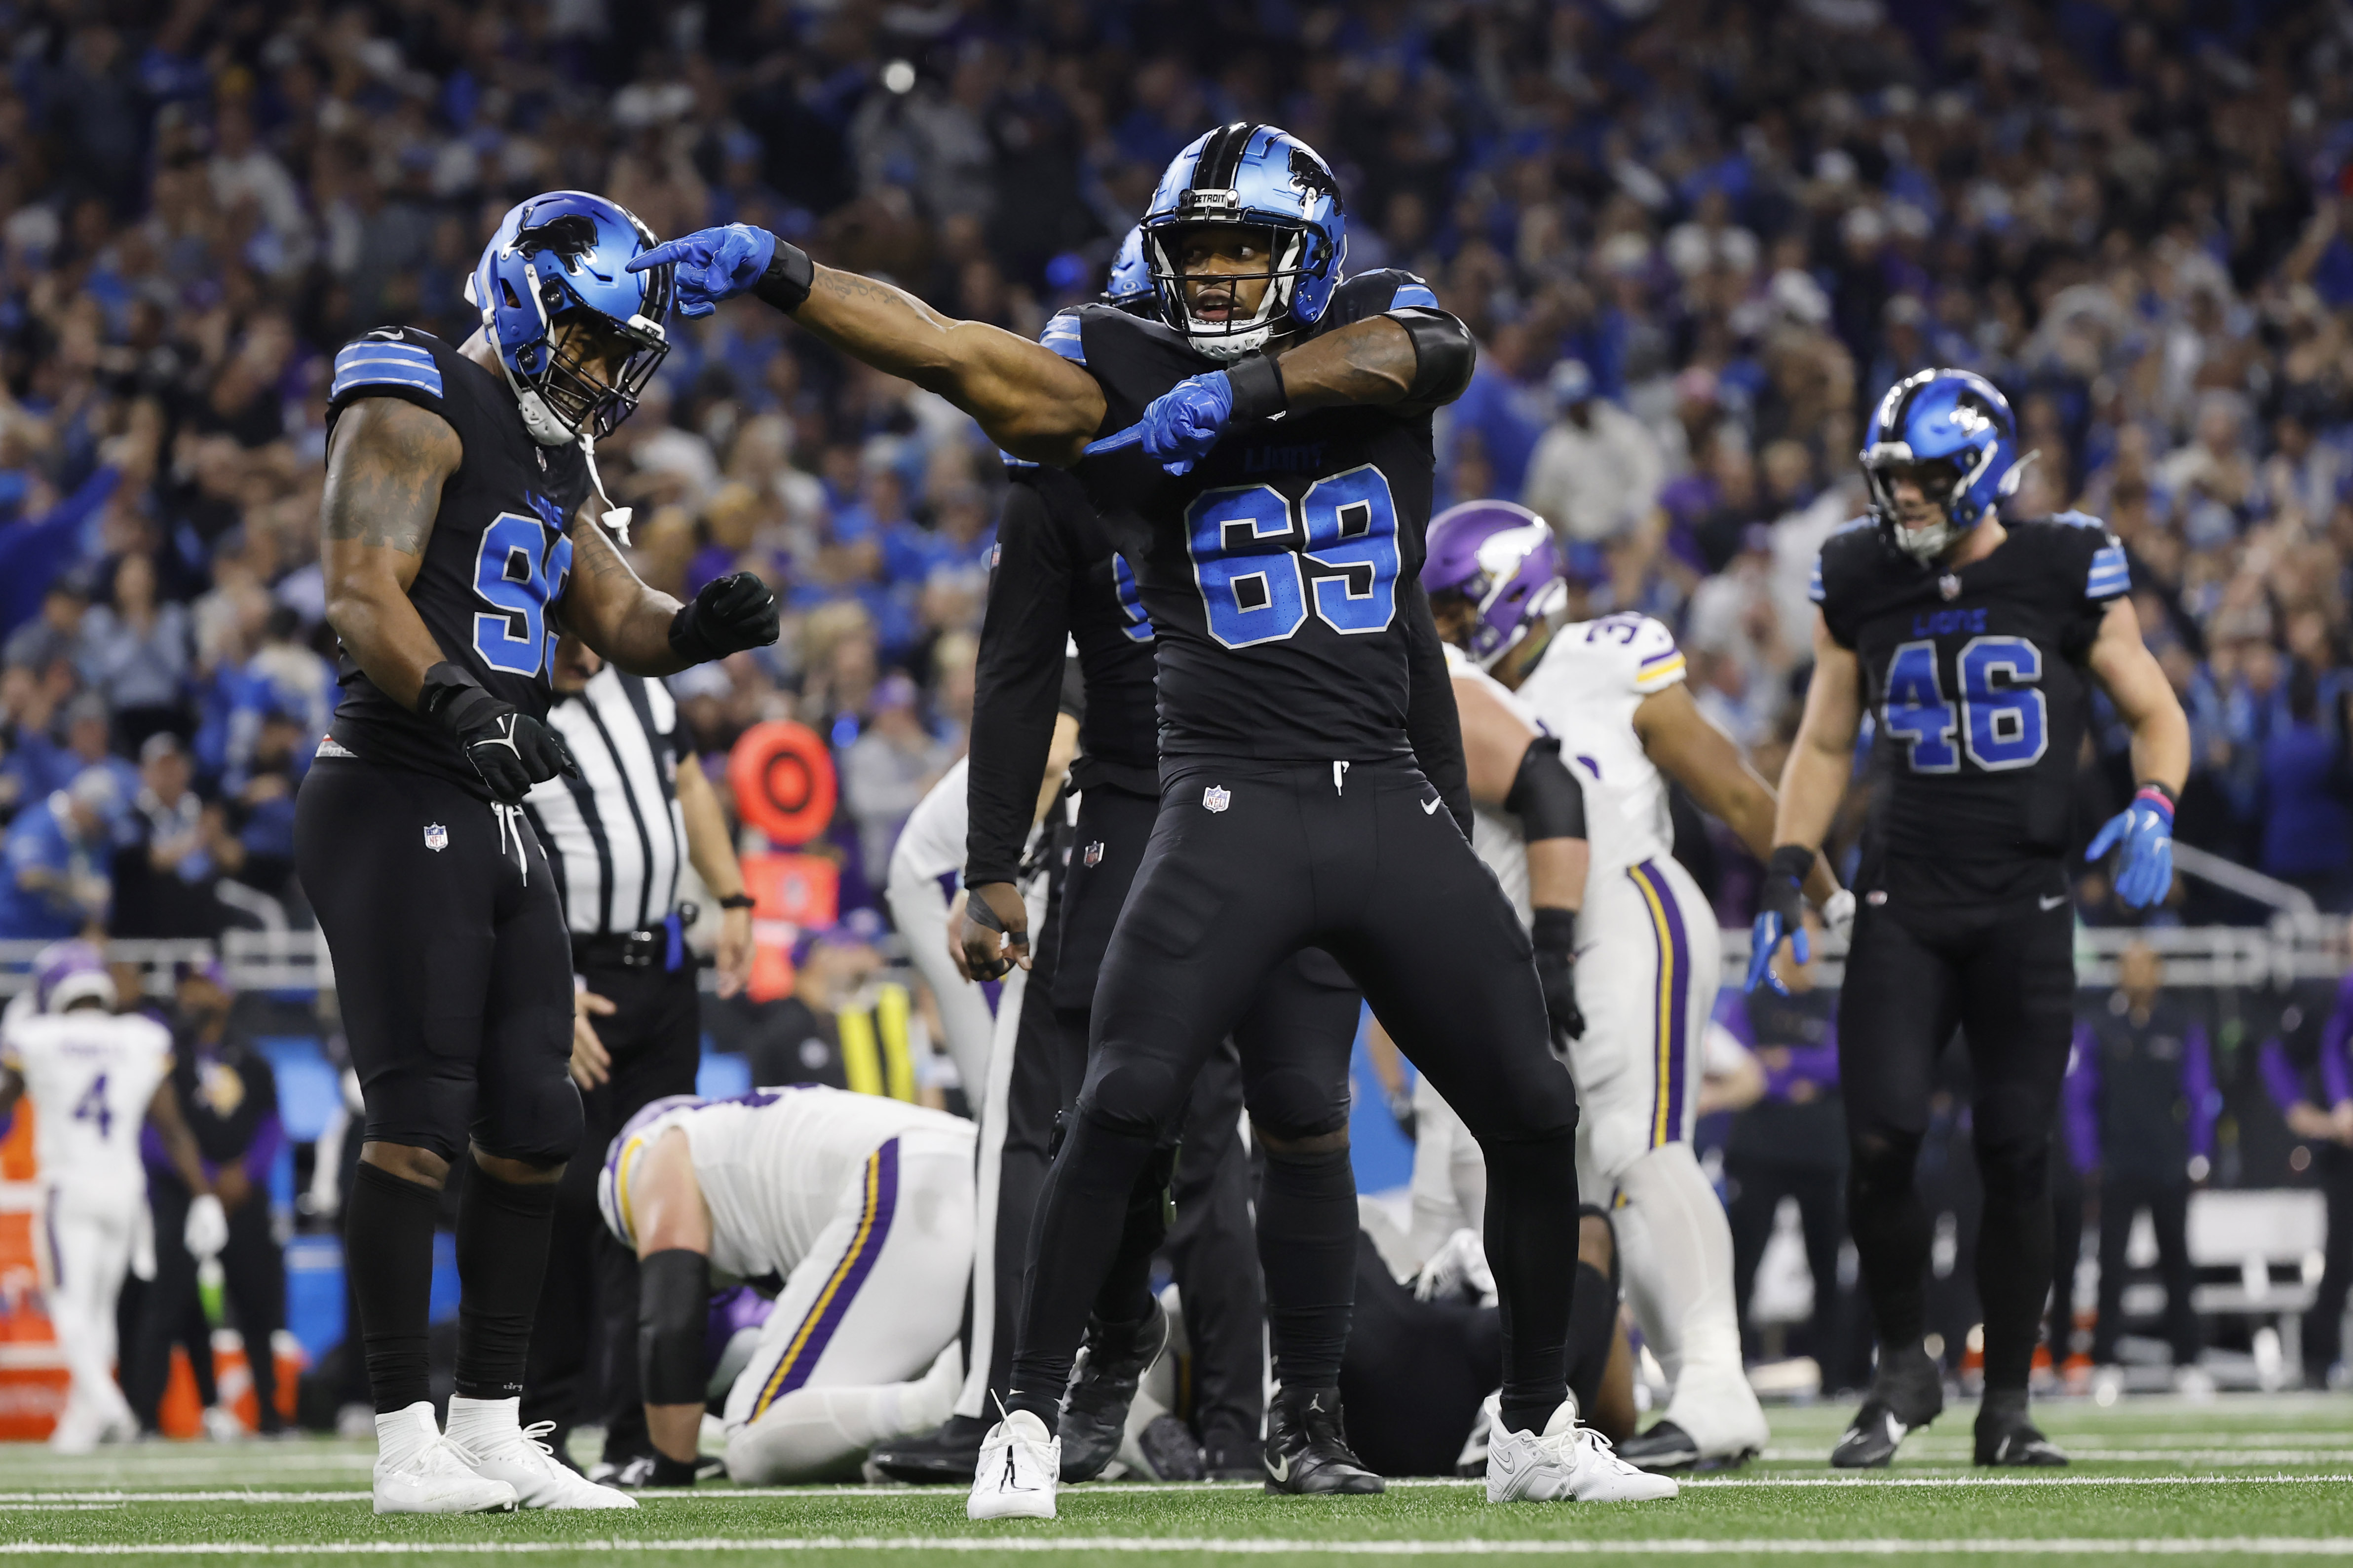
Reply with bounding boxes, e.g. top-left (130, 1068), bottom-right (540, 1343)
top-left (1421, 500), bottom-right (1845, 1472)
top-left (0, 944), bottom-right (217, 1453)
top-left (295, 191), bottom-right (779, 1514)
top-left (599, 1087), bottom-right (972, 1484)
top-left (1750, 369), bottom-right (2189, 1467)
top-left (636, 125), bottom-right (1675, 1515)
